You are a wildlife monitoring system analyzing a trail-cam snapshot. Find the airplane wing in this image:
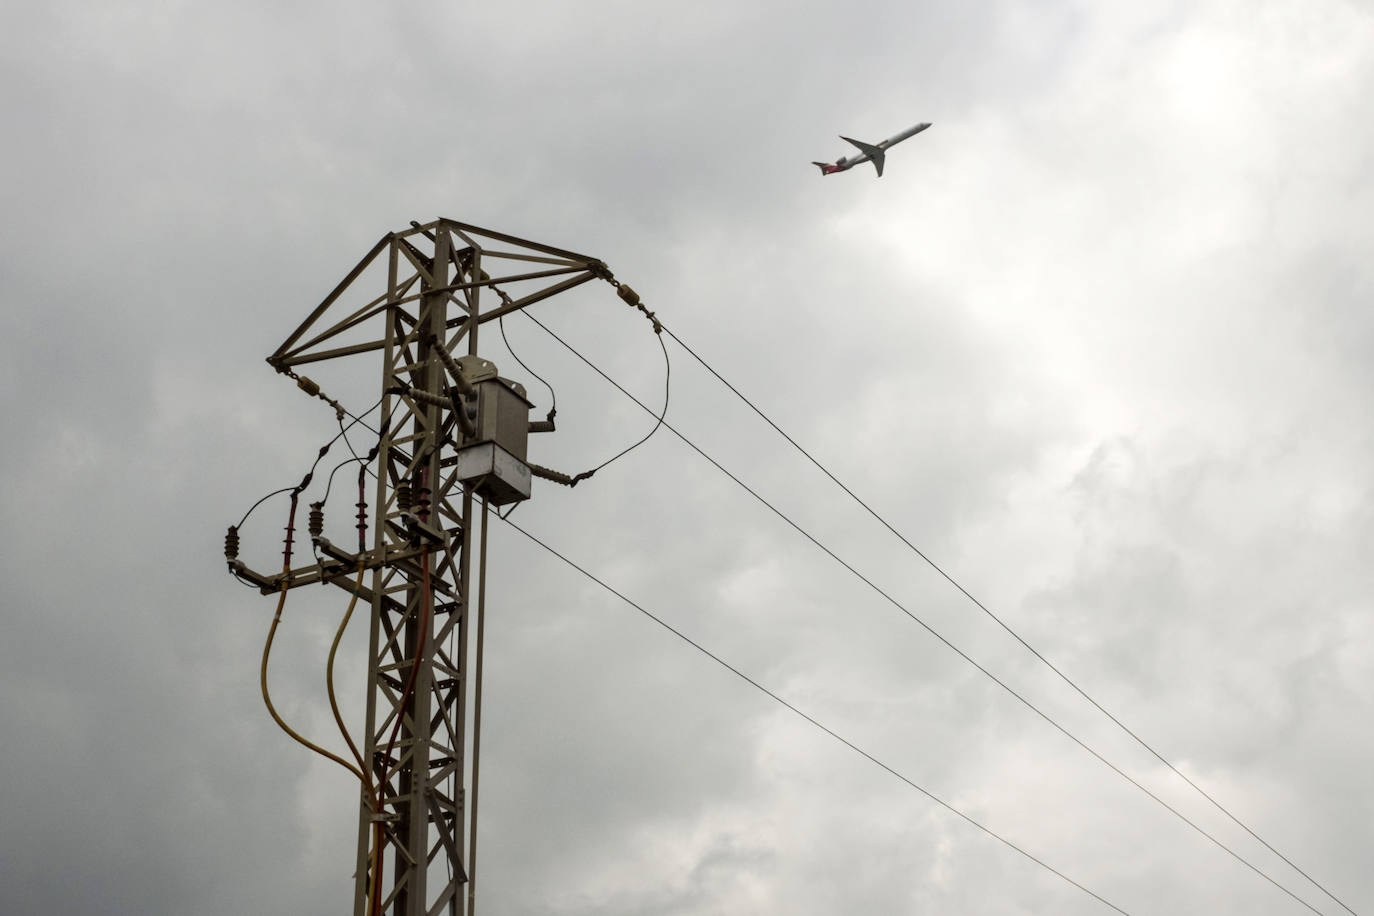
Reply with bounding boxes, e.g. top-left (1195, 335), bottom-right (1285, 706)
top-left (840, 136), bottom-right (882, 157)
top-left (840, 136), bottom-right (886, 177)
